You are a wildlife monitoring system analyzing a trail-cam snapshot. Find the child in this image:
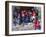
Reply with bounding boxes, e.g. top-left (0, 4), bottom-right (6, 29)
top-left (34, 18), bottom-right (41, 30)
